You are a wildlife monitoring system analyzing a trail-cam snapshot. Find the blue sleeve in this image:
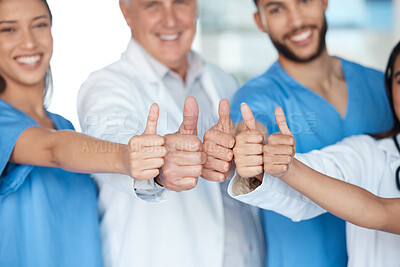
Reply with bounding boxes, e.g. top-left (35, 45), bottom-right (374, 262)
top-left (0, 101), bottom-right (37, 198)
top-left (231, 80), bottom-right (283, 135)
